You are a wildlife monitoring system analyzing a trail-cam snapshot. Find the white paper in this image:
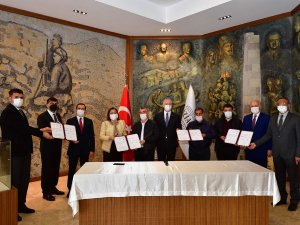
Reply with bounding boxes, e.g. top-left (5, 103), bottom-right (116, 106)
top-left (50, 122), bottom-right (65, 139)
top-left (114, 136), bottom-right (129, 152)
top-left (64, 124), bottom-right (77, 141)
top-left (126, 134), bottom-right (142, 149)
top-left (224, 129), bottom-right (240, 144)
top-left (237, 131), bottom-right (253, 146)
top-left (189, 129), bottom-right (203, 141)
top-left (177, 130), bottom-right (190, 141)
